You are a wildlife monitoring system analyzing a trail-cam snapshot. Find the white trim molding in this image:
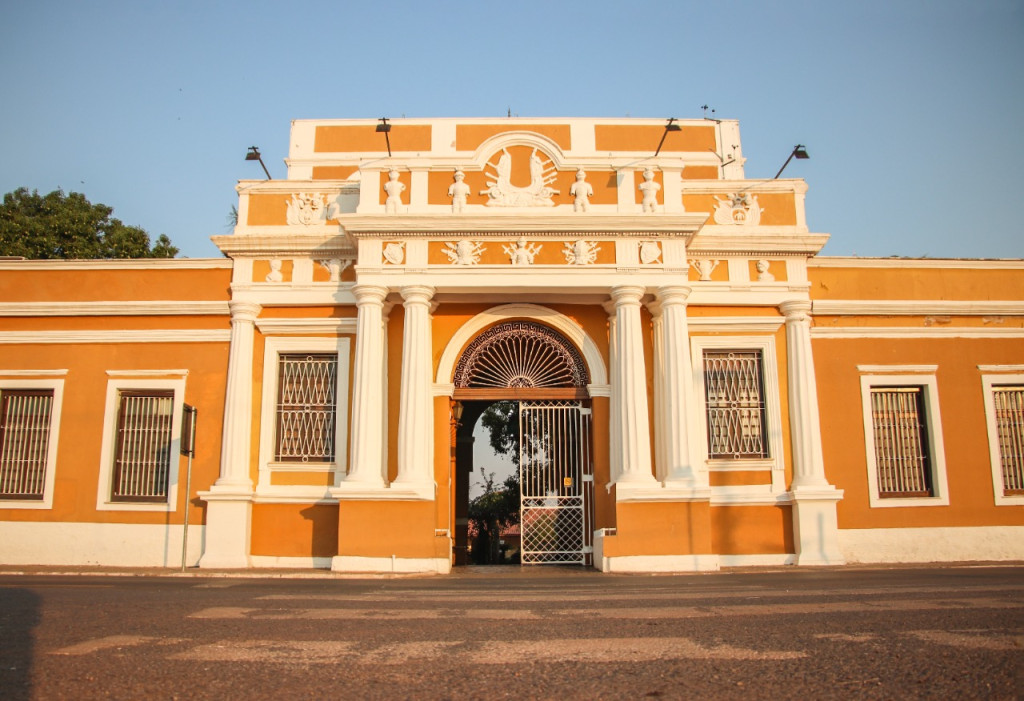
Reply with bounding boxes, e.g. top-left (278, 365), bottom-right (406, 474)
top-left (0, 330), bottom-right (231, 344)
top-left (0, 301), bottom-right (229, 317)
top-left (839, 526), bottom-right (1024, 563)
top-left (330, 555), bottom-right (451, 574)
top-left (858, 370), bottom-right (949, 508)
top-left (255, 337), bottom-right (352, 498)
top-left (813, 300), bottom-right (1024, 317)
top-left (813, 327), bottom-right (1024, 339)
top-left (0, 375), bottom-right (65, 509)
top-left (0, 521), bottom-right (204, 566)
top-left (95, 375), bottom-right (187, 512)
top-left (979, 369), bottom-right (1024, 506)
top-left (255, 318), bottom-right (357, 335)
